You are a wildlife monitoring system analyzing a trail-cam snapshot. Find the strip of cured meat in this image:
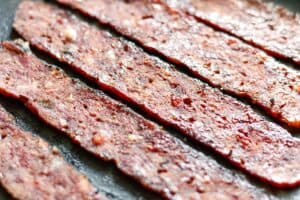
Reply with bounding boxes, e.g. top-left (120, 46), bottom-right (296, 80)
top-left (160, 0), bottom-right (300, 65)
top-left (55, 0), bottom-right (300, 128)
top-left (0, 105), bottom-right (102, 200)
top-left (0, 40), bottom-right (275, 200)
top-left (13, 1), bottom-right (300, 188)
